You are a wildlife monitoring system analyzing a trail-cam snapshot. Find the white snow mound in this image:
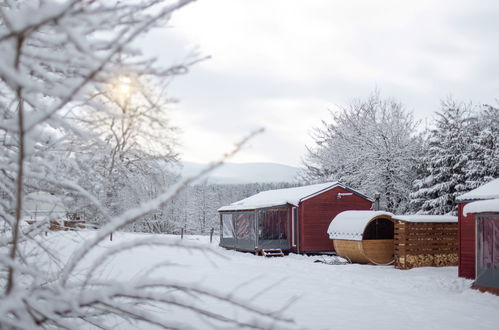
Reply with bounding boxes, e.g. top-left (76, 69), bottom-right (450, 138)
top-left (219, 182), bottom-right (342, 211)
top-left (457, 178), bottom-right (499, 201)
top-left (328, 210), bottom-right (393, 241)
top-left (463, 199), bottom-right (499, 215)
